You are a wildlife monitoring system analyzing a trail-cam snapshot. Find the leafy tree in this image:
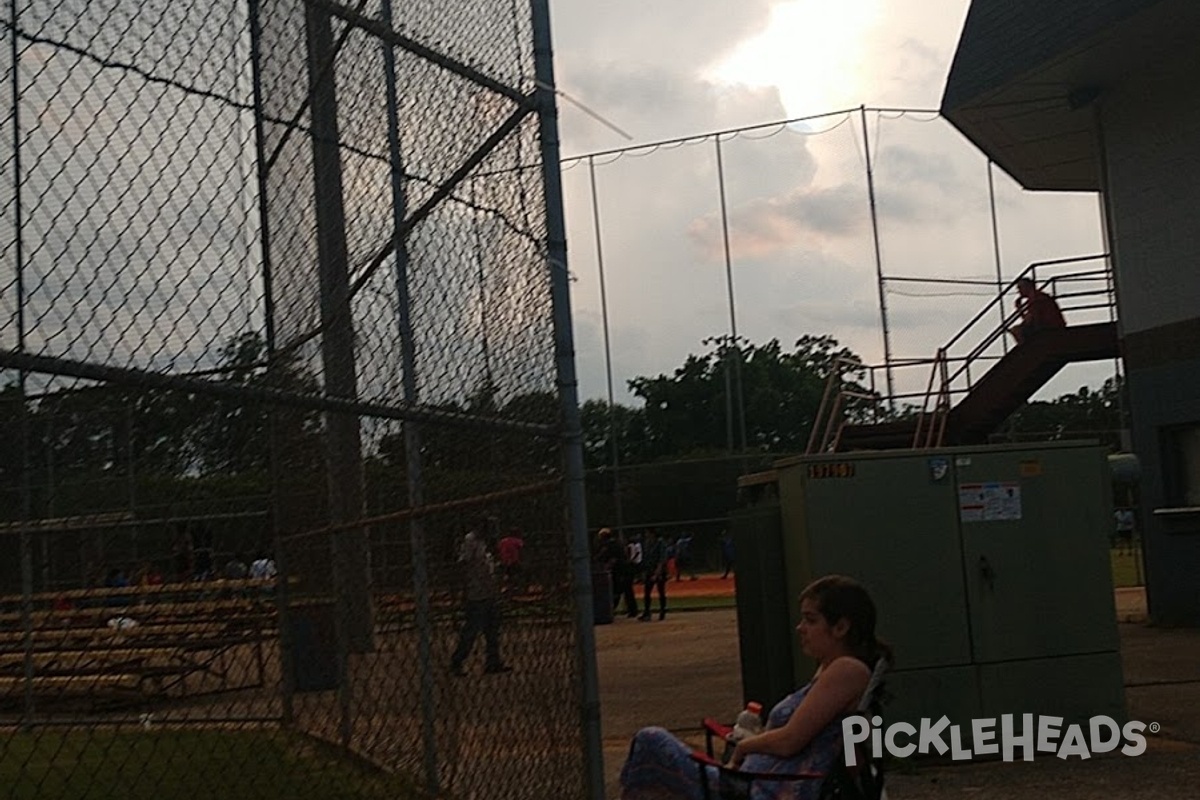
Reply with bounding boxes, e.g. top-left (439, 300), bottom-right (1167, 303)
top-left (373, 385), bottom-right (563, 506)
top-left (192, 332), bottom-right (321, 476)
top-left (579, 398), bottom-right (651, 470)
top-left (998, 376), bottom-right (1126, 450)
top-left (625, 334), bottom-right (875, 459)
